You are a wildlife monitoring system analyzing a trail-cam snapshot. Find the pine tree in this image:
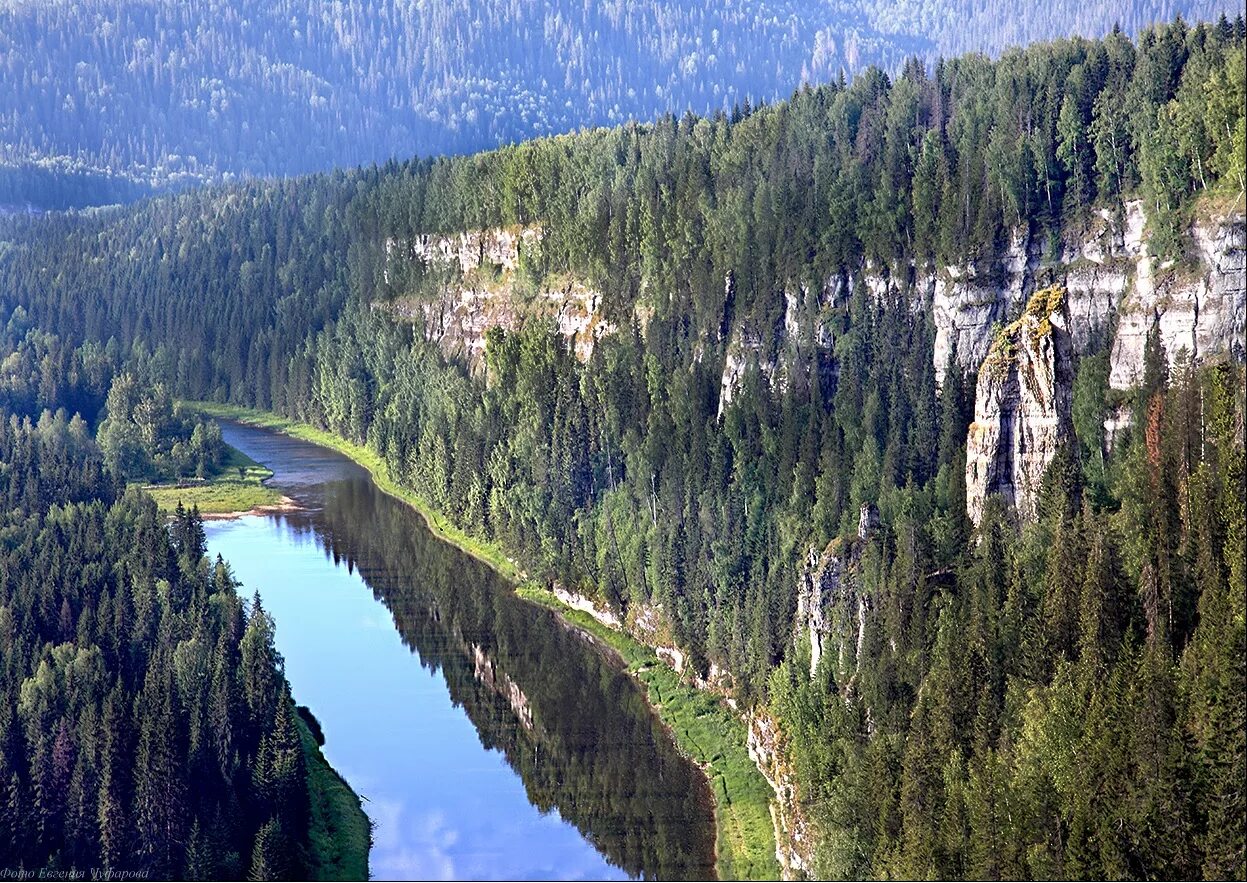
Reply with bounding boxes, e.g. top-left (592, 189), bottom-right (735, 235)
top-left (248, 816), bottom-right (288, 882)
top-left (184, 818), bottom-right (217, 880)
top-left (1041, 510), bottom-right (1085, 667)
top-left (240, 593), bottom-right (282, 737)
